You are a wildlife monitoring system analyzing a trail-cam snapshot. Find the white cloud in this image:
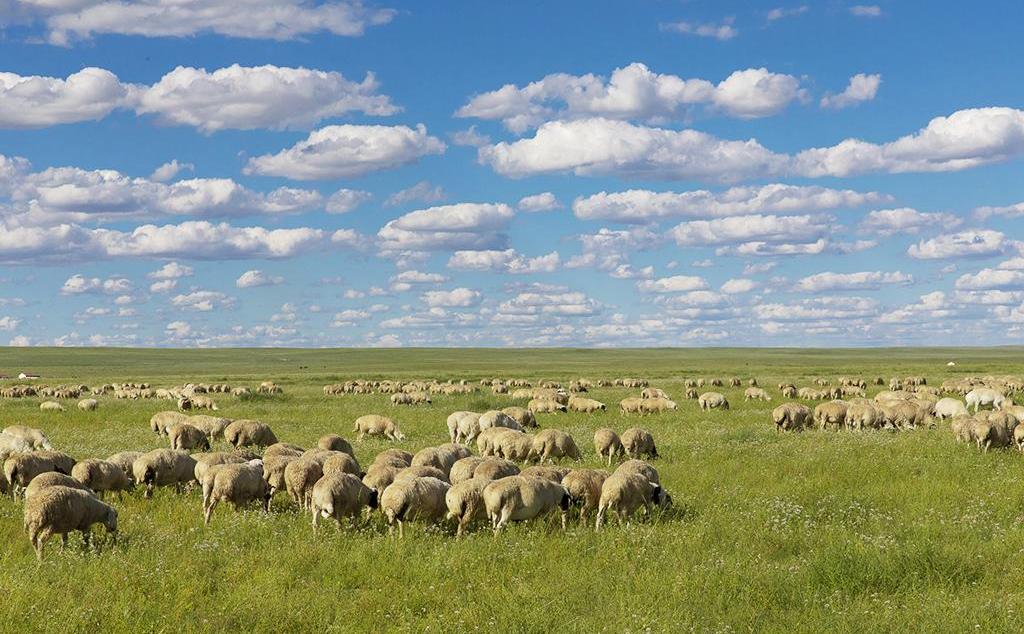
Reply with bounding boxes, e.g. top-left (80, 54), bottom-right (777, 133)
top-left (974, 201), bottom-right (1024, 220)
top-left (659, 18), bottom-right (737, 41)
top-left (766, 6), bottom-right (808, 21)
top-left (150, 160), bottom-right (194, 182)
top-left (796, 270), bottom-right (913, 292)
top-left (671, 214), bottom-right (830, 246)
top-left (0, 315), bottom-right (20, 331)
top-left (29, 0), bottom-right (396, 46)
top-left (60, 274), bottom-right (133, 295)
top-left (325, 188), bottom-right (372, 214)
top-left (451, 126), bottom-right (490, 147)
top-left (518, 192), bottom-right (561, 212)
top-left (422, 287), bottom-right (481, 307)
top-left (236, 269), bottom-right (284, 288)
top-left (331, 309), bottom-right (372, 327)
top-left (377, 202), bottom-right (514, 252)
top-left (149, 279), bottom-right (177, 293)
top-left (878, 292), bottom-right (949, 324)
top-left (448, 249), bottom-right (559, 274)
top-left (9, 335), bottom-right (30, 346)
top-left (859, 207), bottom-right (960, 236)
top-left (849, 5), bottom-right (882, 17)
top-left (384, 181), bottom-right (445, 207)
top-left (171, 290), bottom-right (233, 311)
top-left (907, 230), bottom-right (1009, 259)
top-left (636, 275), bottom-right (708, 293)
top-left (955, 268), bottom-right (1024, 290)
top-left (457, 63), bottom-right (802, 132)
top-left (716, 239), bottom-right (828, 257)
top-left (0, 68), bottom-right (129, 129)
top-left (500, 287), bottom-right (600, 316)
top-left (743, 262), bottom-right (777, 275)
top-left (998, 258), bottom-right (1024, 271)
top-left (136, 65), bottom-right (396, 133)
top-left (148, 261), bottom-right (193, 279)
top-left (165, 320), bottom-right (192, 338)
top-left (756, 296), bottom-right (879, 321)
top-left (820, 73), bottom-right (881, 109)
top-left (721, 278), bottom-right (757, 294)
top-left (244, 124), bottom-right (445, 180)
top-left (573, 184), bottom-right (885, 223)
top-left (391, 270), bottom-right (447, 284)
